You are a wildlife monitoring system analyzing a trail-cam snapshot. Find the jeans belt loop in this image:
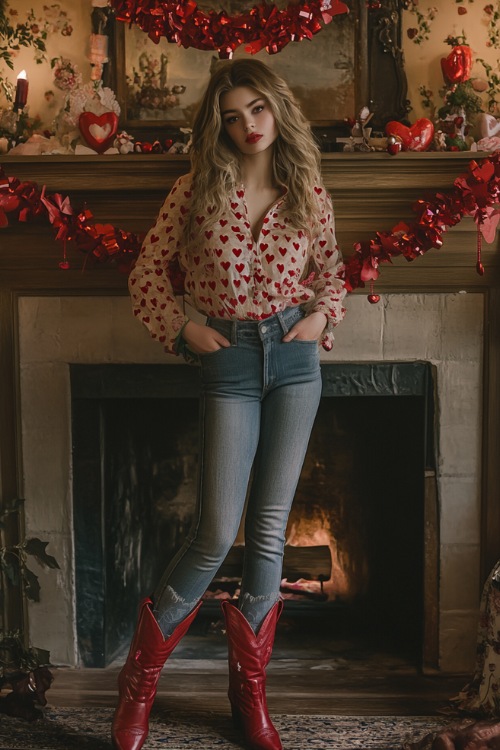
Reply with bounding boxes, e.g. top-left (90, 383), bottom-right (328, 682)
top-left (231, 320), bottom-right (238, 346)
top-left (276, 310), bottom-right (288, 335)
